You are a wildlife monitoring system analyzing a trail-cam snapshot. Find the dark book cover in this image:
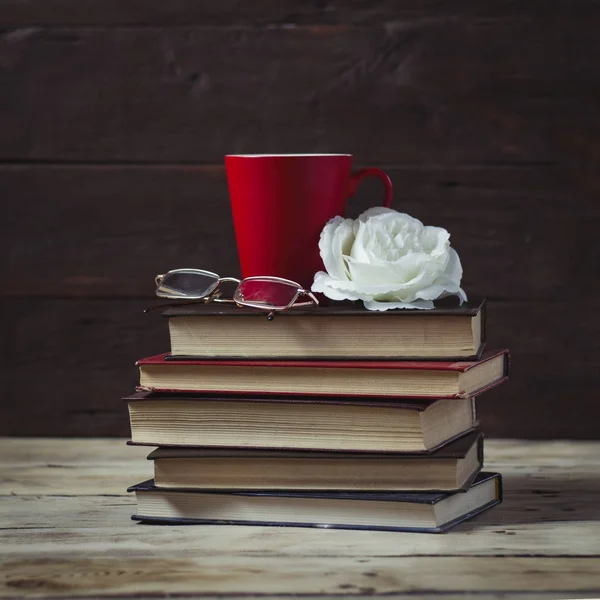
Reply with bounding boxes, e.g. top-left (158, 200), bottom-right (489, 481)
top-left (157, 298), bottom-right (487, 361)
top-left (162, 297), bottom-right (486, 319)
top-left (144, 431), bottom-right (484, 493)
top-left (146, 429), bottom-right (483, 461)
top-left (128, 471), bottom-right (502, 533)
top-left (126, 391), bottom-right (450, 409)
